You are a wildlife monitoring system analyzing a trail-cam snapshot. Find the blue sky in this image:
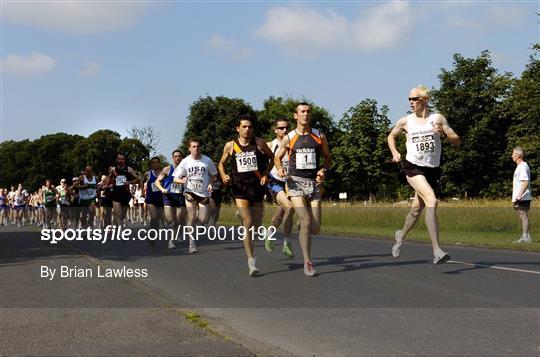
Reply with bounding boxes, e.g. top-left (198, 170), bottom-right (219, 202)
top-left (1, 1), bottom-right (538, 157)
